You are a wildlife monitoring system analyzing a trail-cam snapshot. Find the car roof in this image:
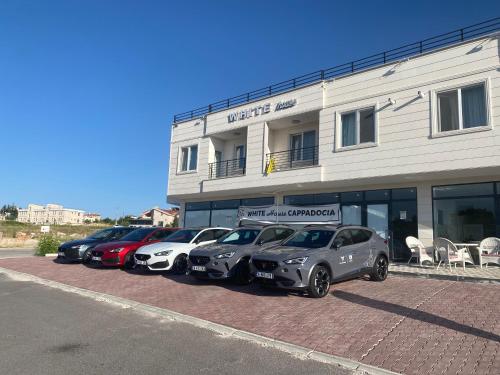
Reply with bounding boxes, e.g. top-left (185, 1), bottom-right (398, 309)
top-left (302, 224), bottom-right (374, 232)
